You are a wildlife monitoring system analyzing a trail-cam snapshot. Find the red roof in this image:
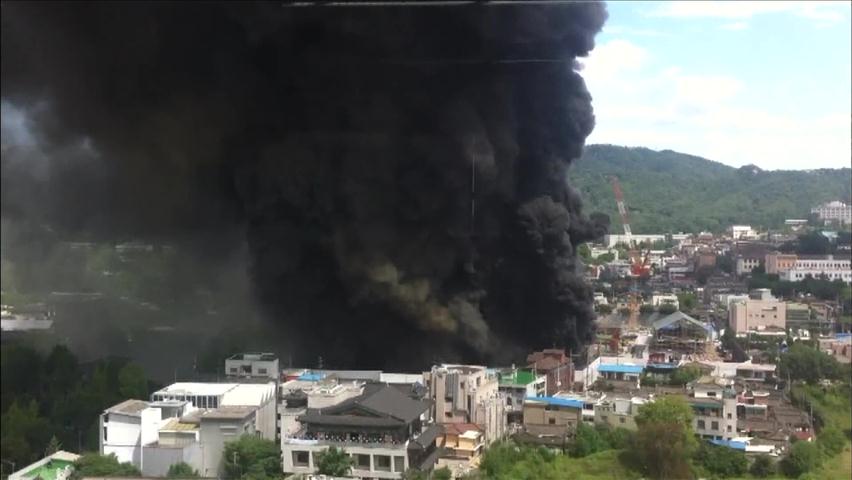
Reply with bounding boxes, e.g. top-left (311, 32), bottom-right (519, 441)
top-left (794, 430), bottom-right (814, 441)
